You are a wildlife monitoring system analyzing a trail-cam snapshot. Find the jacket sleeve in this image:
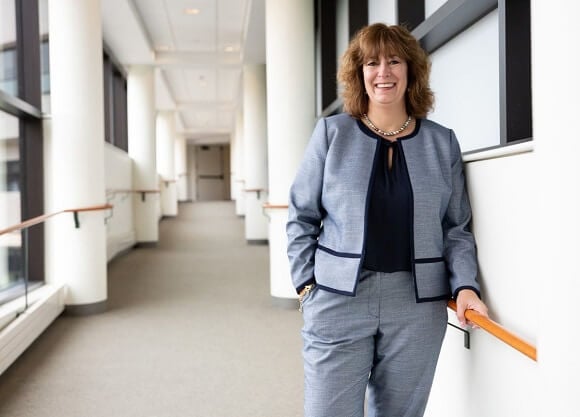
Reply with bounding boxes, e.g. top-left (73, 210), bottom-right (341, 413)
top-left (286, 118), bottom-right (329, 292)
top-left (443, 130), bottom-right (481, 299)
